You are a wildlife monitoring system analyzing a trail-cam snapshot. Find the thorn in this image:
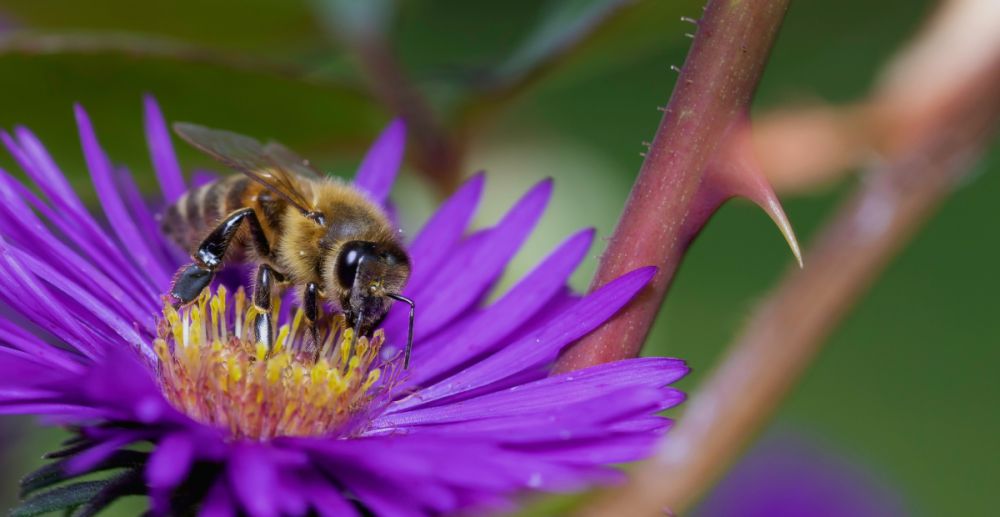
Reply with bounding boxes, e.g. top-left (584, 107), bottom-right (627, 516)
top-left (680, 16), bottom-right (699, 25)
top-left (657, 106), bottom-right (668, 112)
top-left (639, 152), bottom-right (647, 157)
top-left (670, 65), bottom-right (682, 73)
top-left (685, 33), bottom-right (695, 39)
top-left (686, 118), bottom-right (804, 267)
top-left (642, 141), bottom-right (652, 148)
